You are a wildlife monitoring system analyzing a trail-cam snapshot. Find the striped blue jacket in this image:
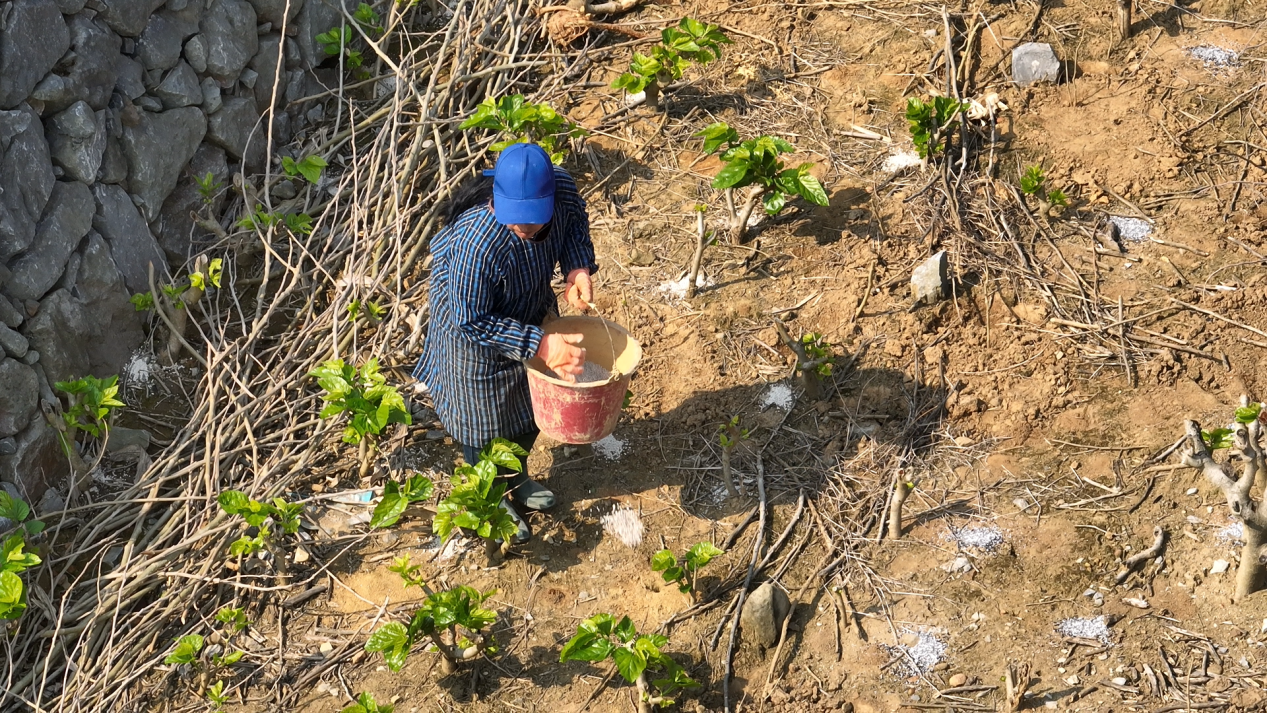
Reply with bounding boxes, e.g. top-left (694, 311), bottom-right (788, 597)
top-left (412, 168), bottom-right (597, 447)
